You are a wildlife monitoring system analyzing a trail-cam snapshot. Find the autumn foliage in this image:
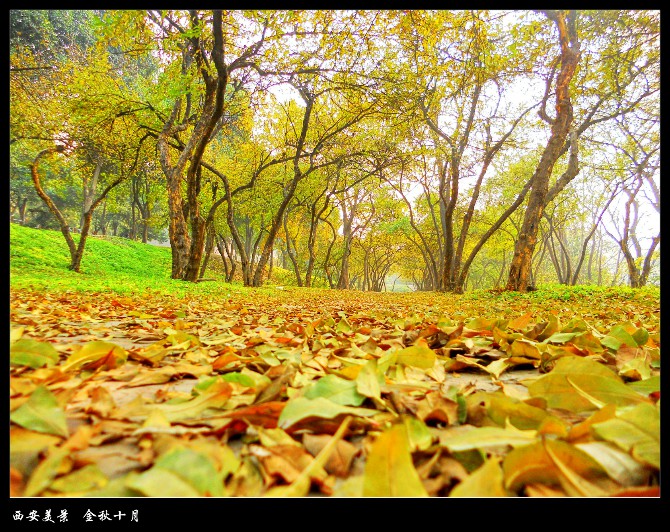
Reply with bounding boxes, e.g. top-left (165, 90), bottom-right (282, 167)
top-left (10, 284), bottom-right (659, 497)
